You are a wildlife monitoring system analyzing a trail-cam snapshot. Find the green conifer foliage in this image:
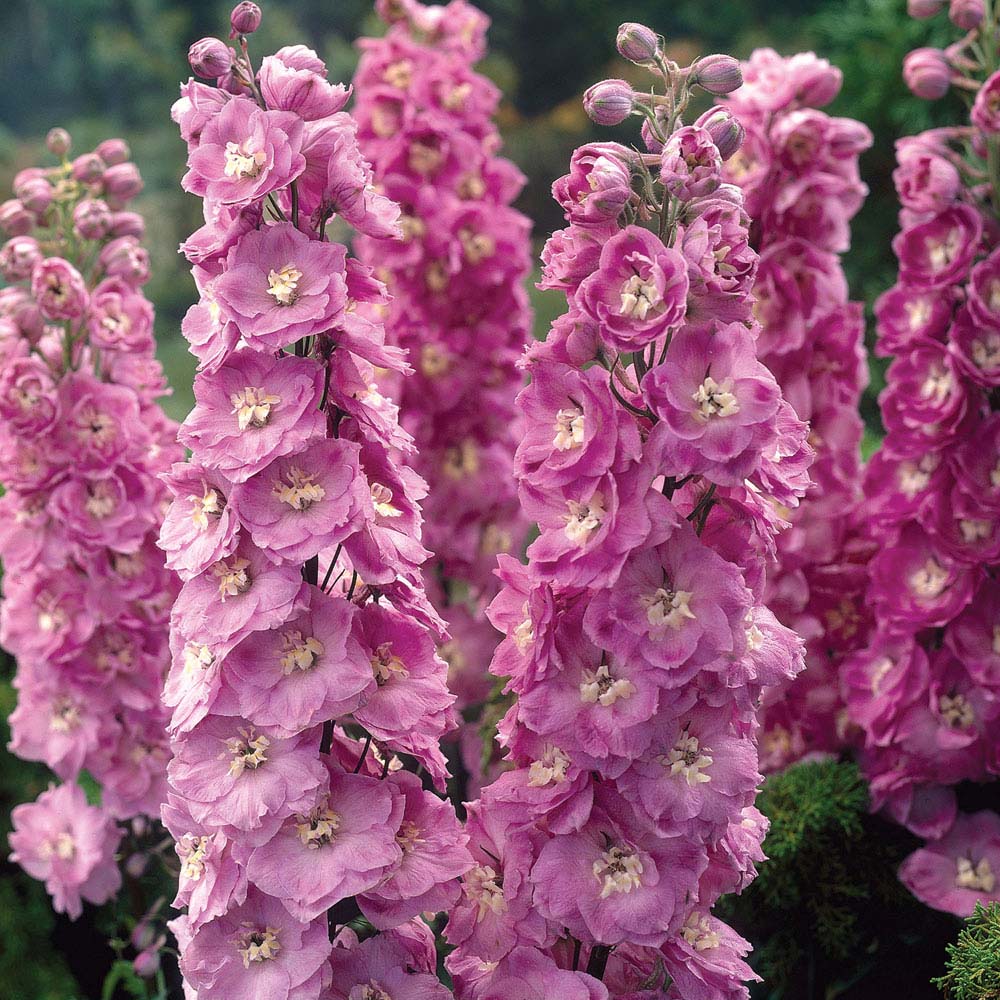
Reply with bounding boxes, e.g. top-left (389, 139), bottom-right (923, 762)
top-left (935, 903), bottom-right (1000, 1000)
